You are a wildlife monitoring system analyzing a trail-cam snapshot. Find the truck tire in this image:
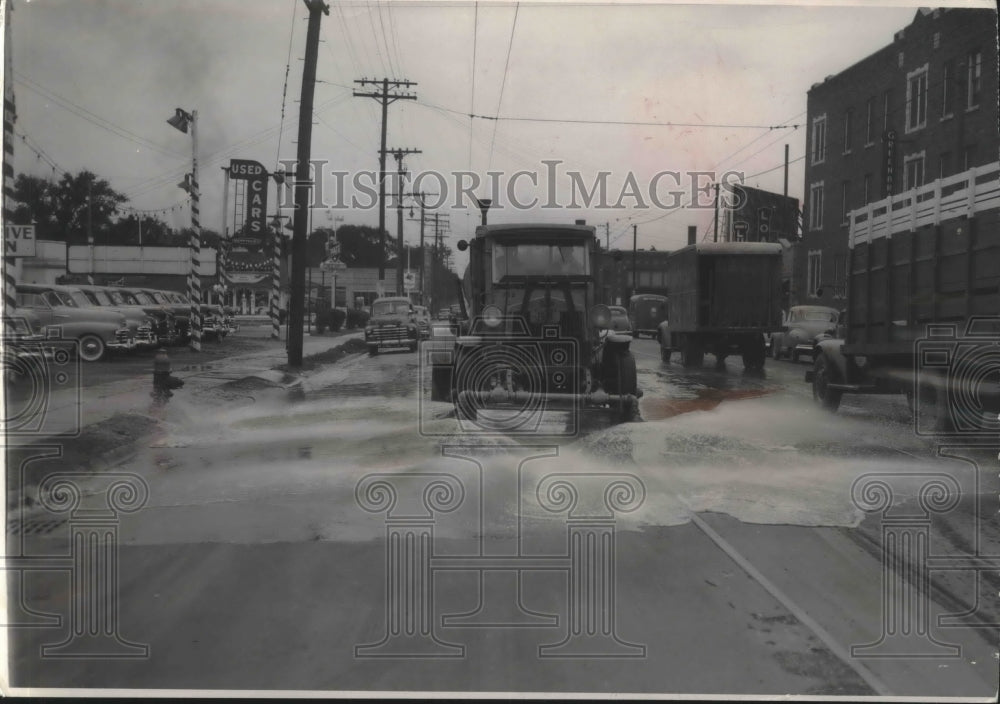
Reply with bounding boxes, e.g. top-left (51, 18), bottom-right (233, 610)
top-left (660, 345), bottom-right (671, 363)
top-left (367, 345), bottom-right (379, 357)
top-left (681, 338), bottom-right (703, 368)
top-left (612, 351), bottom-right (638, 422)
top-left (771, 337), bottom-right (782, 359)
top-left (812, 355), bottom-right (843, 411)
top-left (742, 336), bottom-right (766, 371)
top-left (431, 367), bottom-right (452, 402)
